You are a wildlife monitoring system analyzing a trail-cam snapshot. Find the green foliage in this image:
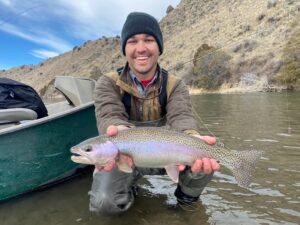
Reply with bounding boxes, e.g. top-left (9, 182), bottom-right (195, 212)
top-left (278, 59), bottom-right (300, 86)
top-left (185, 44), bottom-right (231, 89)
top-left (276, 18), bottom-right (300, 89)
